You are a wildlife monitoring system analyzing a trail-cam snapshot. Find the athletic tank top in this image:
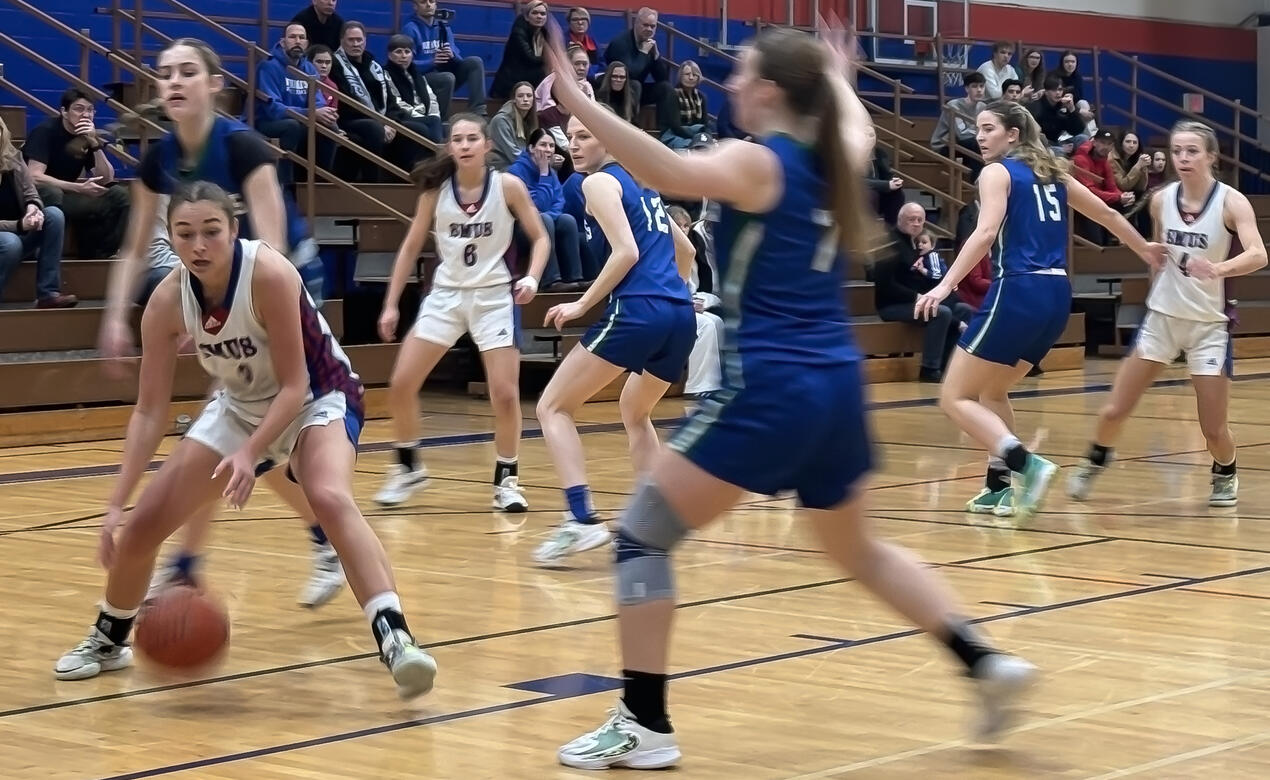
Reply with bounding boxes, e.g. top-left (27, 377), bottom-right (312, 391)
top-left (179, 240), bottom-right (361, 425)
top-left (432, 168), bottom-right (515, 289)
top-left (714, 135), bottom-right (857, 366)
top-left (595, 162), bottom-right (690, 302)
top-left (993, 156), bottom-right (1069, 277)
top-left (1148, 181), bottom-right (1232, 323)
top-left (150, 116), bottom-right (311, 255)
